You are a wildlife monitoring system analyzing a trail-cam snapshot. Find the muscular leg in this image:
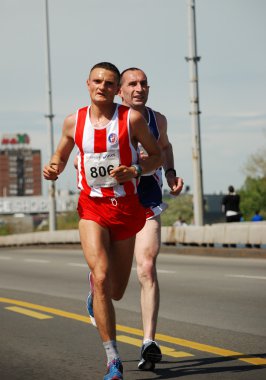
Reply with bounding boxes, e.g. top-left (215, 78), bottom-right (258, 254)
top-left (109, 237), bottom-right (136, 301)
top-left (134, 216), bottom-right (161, 340)
top-left (79, 219), bottom-right (135, 342)
top-left (79, 219), bottom-right (114, 342)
